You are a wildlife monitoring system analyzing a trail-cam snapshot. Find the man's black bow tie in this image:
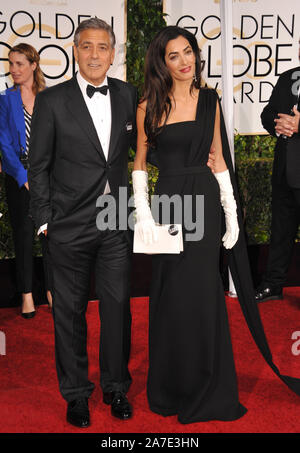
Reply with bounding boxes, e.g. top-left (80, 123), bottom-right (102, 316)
top-left (86, 84), bottom-right (109, 98)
